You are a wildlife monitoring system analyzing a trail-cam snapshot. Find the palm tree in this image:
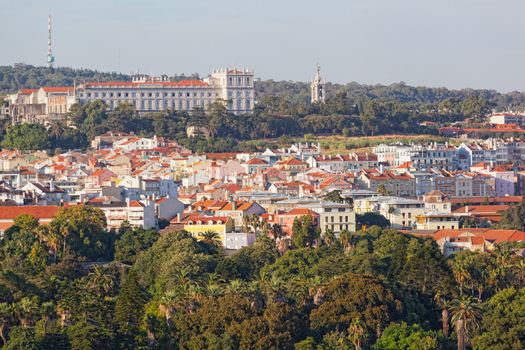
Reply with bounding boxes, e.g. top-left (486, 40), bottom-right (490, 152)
top-left (15, 297), bottom-right (38, 328)
top-left (205, 272), bottom-right (223, 297)
top-left (434, 292), bottom-right (451, 338)
top-left (249, 214), bottom-right (260, 233)
top-left (159, 291), bottom-right (177, 326)
top-left (258, 271), bottom-right (286, 303)
top-left (269, 223), bottom-right (285, 242)
top-left (40, 301), bottom-right (55, 335)
top-left (0, 302), bottom-right (12, 344)
top-left (224, 279), bottom-right (245, 294)
top-left (46, 230), bottom-right (62, 263)
top-left (340, 229), bottom-right (358, 254)
top-left (449, 296), bottom-right (482, 350)
top-left (348, 317), bottom-right (366, 350)
top-left (322, 228), bottom-right (336, 246)
top-left (513, 259), bottom-right (525, 287)
top-left (376, 184), bottom-right (389, 196)
top-left (200, 230), bottom-right (222, 248)
top-left (34, 225), bottom-right (49, 244)
top-left (451, 263), bottom-right (471, 296)
top-left (88, 265), bottom-right (115, 295)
